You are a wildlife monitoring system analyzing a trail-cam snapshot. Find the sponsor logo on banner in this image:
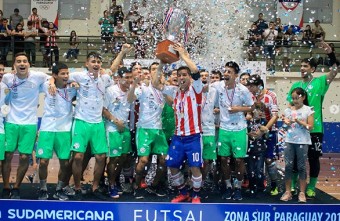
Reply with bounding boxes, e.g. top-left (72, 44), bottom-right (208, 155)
top-left (0, 200), bottom-right (339, 221)
top-left (277, 0), bottom-right (304, 27)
